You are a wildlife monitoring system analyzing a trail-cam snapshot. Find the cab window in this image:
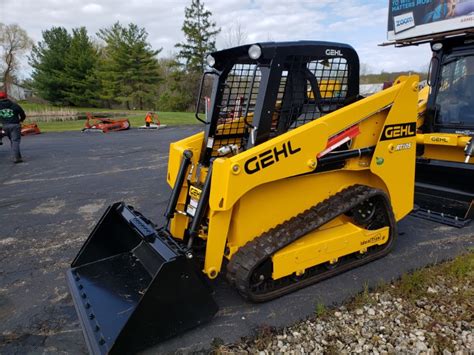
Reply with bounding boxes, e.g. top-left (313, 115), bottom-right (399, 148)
top-left (435, 55), bottom-right (474, 127)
